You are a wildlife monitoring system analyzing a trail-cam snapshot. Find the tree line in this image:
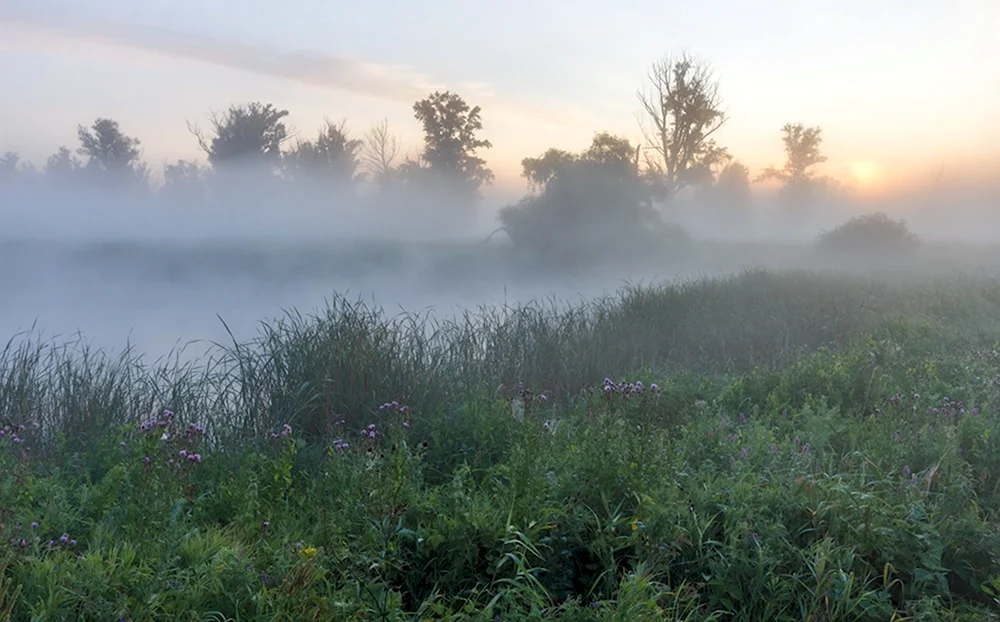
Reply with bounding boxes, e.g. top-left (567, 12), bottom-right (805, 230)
top-left (0, 53), bottom-right (833, 255)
